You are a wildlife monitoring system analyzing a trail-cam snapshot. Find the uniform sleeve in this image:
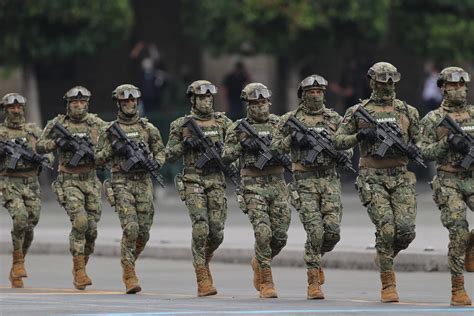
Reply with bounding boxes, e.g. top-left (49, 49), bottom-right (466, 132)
top-left (165, 118), bottom-right (184, 163)
top-left (333, 113), bottom-right (354, 158)
top-left (270, 113), bottom-right (292, 154)
top-left (334, 106), bottom-right (359, 150)
top-left (148, 124), bottom-right (166, 167)
top-left (222, 121), bottom-right (243, 164)
top-left (94, 126), bottom-right (113, 166)
top-left (36, 119), bottom-right (58, 154)
top-left (417, 113), bottom-right (449, 161)
top-left (407, 105), bottom-right (422, 144)
top-left (32, 125), bottom-right (55, 165)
